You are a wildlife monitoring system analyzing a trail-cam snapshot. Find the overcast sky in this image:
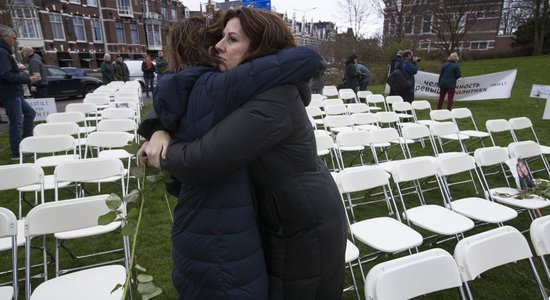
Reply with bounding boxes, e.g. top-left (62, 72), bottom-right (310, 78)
top-left (180, 0), bottom-right (382, 37)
